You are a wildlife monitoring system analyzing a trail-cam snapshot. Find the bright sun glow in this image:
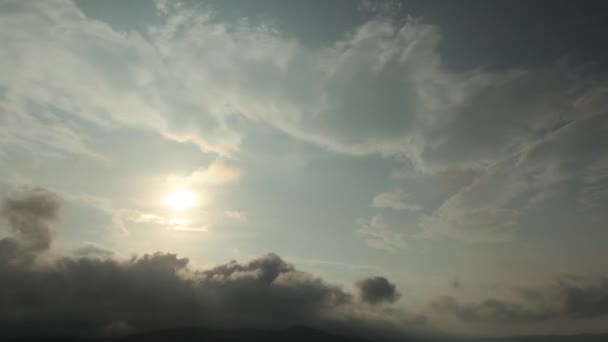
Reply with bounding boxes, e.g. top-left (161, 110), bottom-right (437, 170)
top-left (165, 189), bottom-right (198, 211)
